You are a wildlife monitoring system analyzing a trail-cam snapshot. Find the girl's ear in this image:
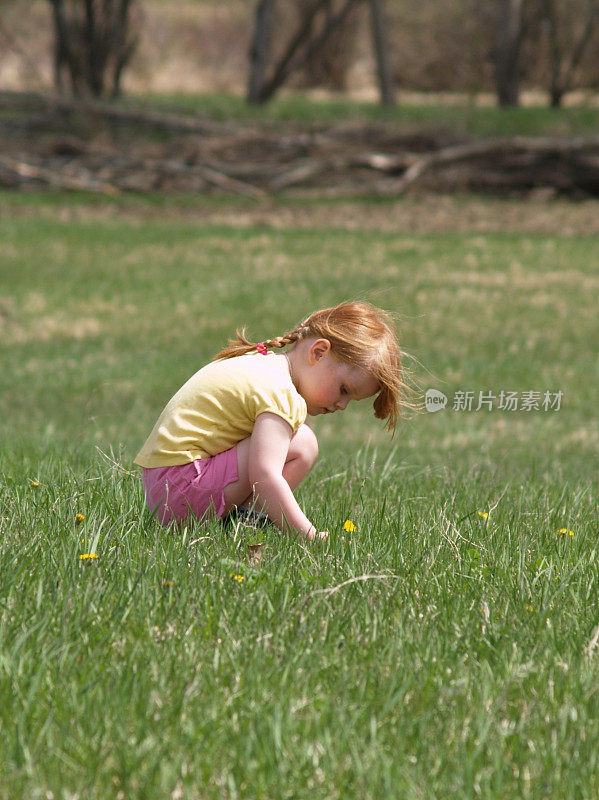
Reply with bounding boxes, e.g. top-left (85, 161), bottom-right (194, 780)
top-left (308, 338), bottom-right (331, 364)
